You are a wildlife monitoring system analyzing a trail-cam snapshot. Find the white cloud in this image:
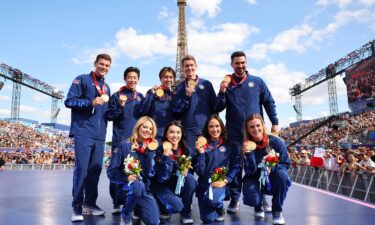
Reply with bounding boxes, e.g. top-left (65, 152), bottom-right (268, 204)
top-left (0, 108), bottom-right (10, 117)
top-left (158, 6), bottom-right (170, 19)
top-left (252, 63), bottom-right (306, 104)
top-left (245, 0), bottom-right (258, 5)
top-left (188, 0), bottom-right (223, 18)
top-left (0, 95), bottom-right (10, 101)
top-left (316, 0), bottom-right (353, 8)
